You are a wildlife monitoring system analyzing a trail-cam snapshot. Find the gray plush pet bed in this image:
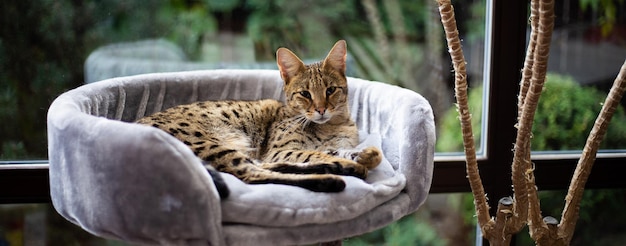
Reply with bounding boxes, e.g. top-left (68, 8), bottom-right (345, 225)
top-left (47, 70), bottom-right (435, 245)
